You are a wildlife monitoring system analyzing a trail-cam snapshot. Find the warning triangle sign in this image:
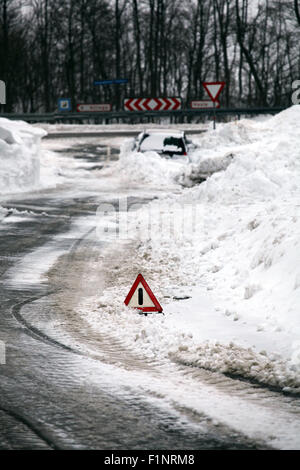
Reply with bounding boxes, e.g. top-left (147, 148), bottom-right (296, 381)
top-left (202, 82), bottom-right (225, 102)
top-left (124, 274), bottom-right (163, 313)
